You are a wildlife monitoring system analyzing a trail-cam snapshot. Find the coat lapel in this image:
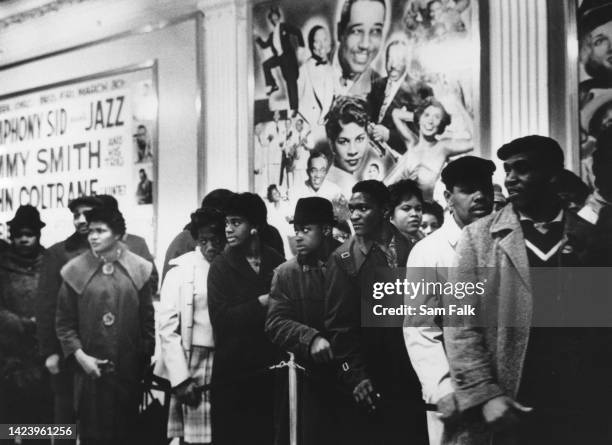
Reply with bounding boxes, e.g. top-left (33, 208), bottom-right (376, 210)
top-left (117, 245), bottom-right (153, 290)
top-left (490, 205), bottom-right (531, 291)
top-left (60, 250), bottom-right (100, 294)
